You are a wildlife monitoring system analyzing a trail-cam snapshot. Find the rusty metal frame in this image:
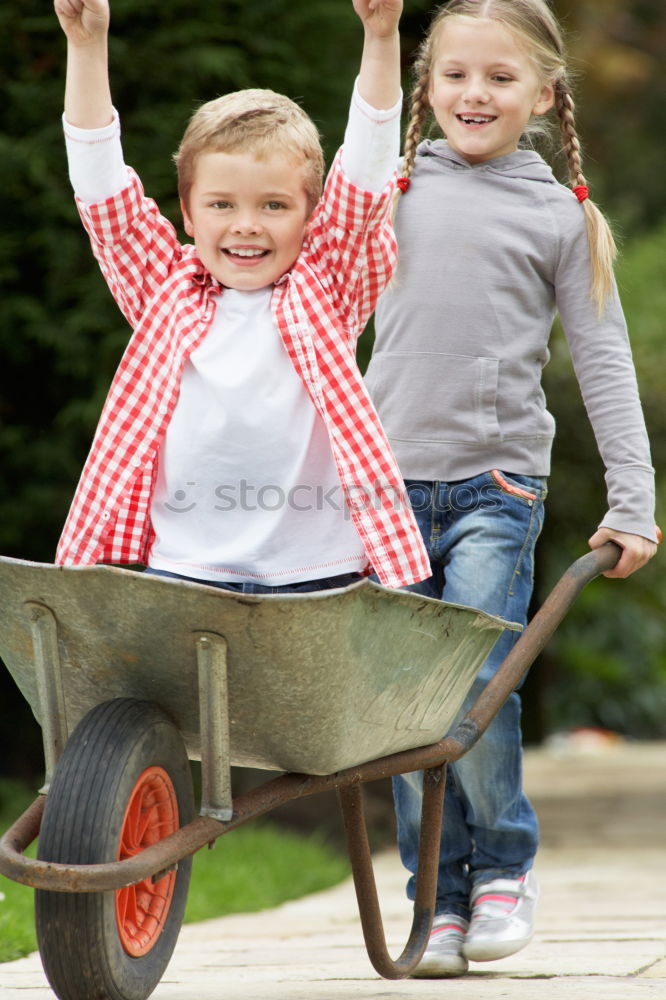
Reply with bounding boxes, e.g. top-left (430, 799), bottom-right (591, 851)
top-left (0, 543), bottom-right (620, 978)
top-left (339, 764), bottom-right (448, 979)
